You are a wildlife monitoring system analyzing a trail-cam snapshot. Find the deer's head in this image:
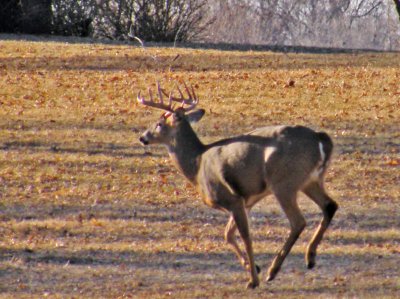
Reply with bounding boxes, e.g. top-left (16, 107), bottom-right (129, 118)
top-left (138, 82), bottom-right (205, 146)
